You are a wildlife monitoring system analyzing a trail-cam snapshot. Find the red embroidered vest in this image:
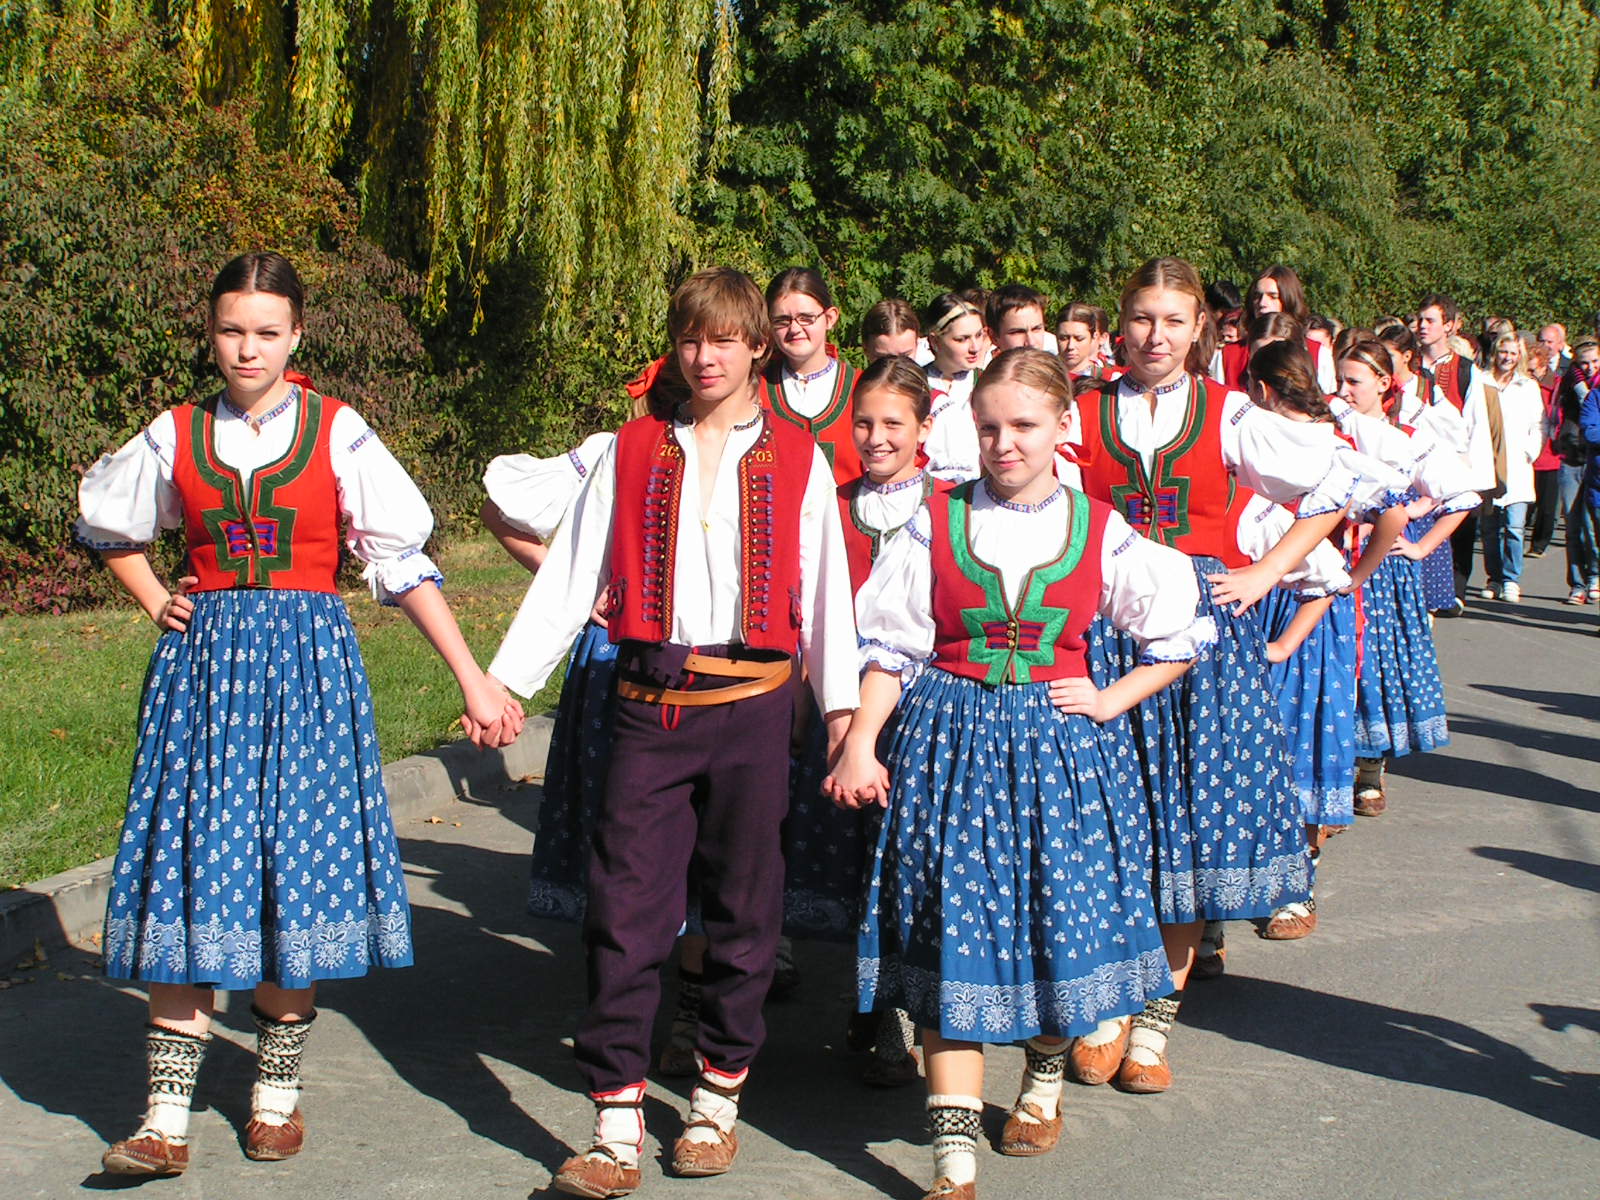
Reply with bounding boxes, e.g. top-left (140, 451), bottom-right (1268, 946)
top-left (836, 473), bottom-right (950, 596)
top-left (1431, 352), bottom-right (1471, 413)
top-left (1219, 342), bottom-right (1250, 388)
top-left (171, 390), bottom-right (344, 592)
top-left (764, 348), bottom-right (862, 484)
top-left (926, 482), bottom-right (1108, 684)
top-left (1072, 375), bottom-right (1250, 567)
top-left (607, 410), bottom-right (813, 651)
